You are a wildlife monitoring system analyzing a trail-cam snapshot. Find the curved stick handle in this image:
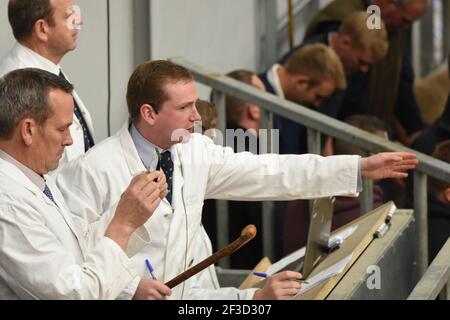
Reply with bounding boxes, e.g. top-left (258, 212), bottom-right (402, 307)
top-left (165, 225), bottom-right (257, 289)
